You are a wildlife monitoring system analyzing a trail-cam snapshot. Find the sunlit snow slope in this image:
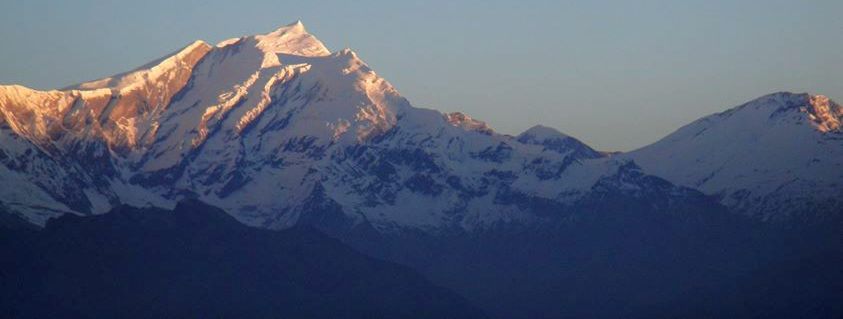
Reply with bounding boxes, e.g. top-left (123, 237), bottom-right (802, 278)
top-left (1, 22), bottom-right (839, 228)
